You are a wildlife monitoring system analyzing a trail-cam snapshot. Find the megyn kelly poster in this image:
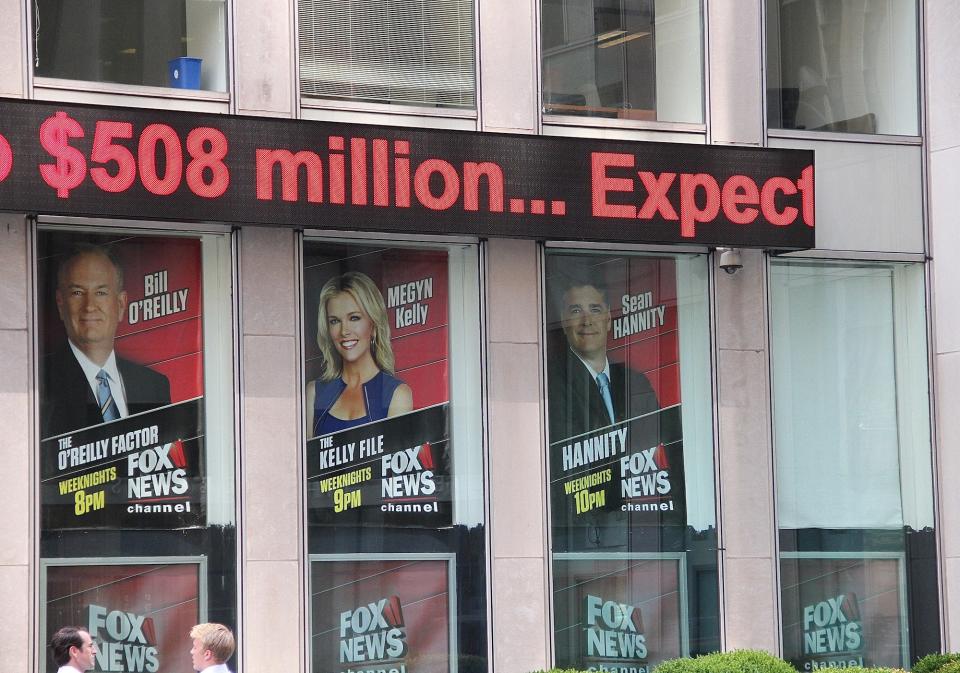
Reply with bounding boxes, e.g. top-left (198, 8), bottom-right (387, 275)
top-left (304, 241), bottom-right (452, 529)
